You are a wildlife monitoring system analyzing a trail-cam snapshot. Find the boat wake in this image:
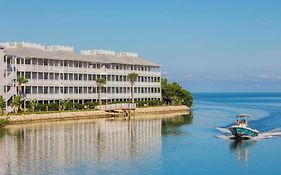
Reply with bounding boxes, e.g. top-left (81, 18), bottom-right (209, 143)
top-left (215, 127), bottom-right (281, 140)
